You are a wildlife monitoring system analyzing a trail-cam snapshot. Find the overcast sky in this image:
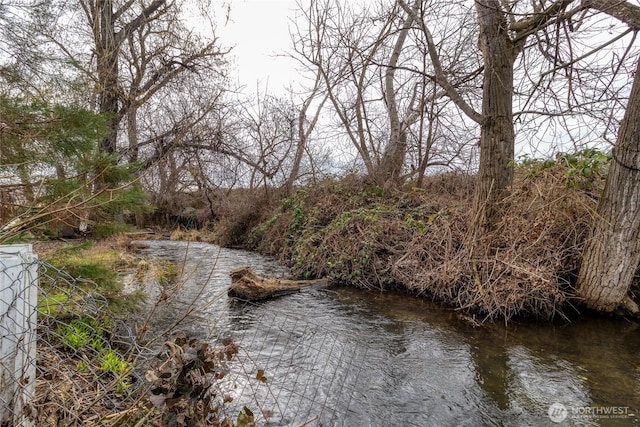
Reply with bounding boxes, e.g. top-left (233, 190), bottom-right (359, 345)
top-left (217, 0), bottom-right (302, 95)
